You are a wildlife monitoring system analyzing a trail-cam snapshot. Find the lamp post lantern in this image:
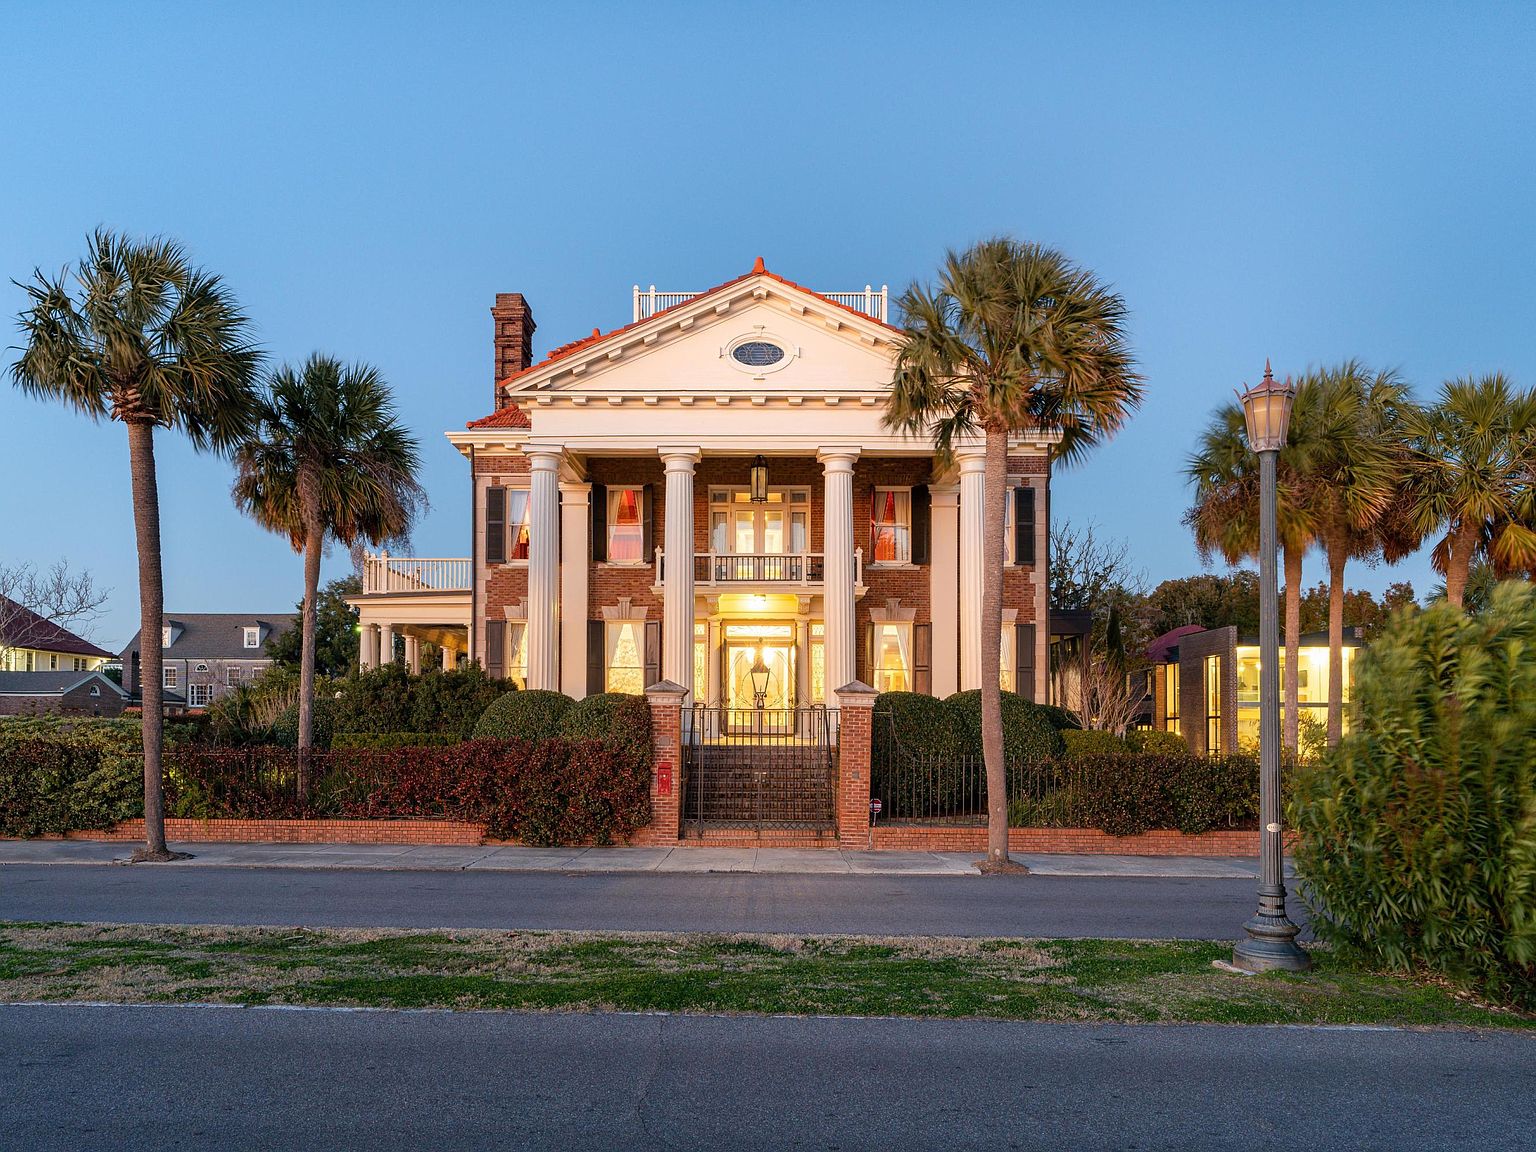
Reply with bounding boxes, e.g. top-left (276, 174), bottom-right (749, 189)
top-left (1234, 361), bottom-right (1311, 972)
